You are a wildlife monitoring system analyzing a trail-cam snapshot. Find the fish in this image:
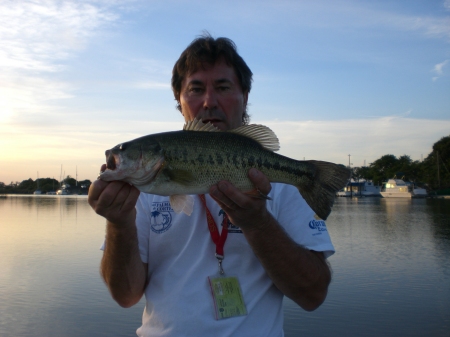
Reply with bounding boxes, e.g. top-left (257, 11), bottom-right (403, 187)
top-left (99, 119), bottom-right (350, 220)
